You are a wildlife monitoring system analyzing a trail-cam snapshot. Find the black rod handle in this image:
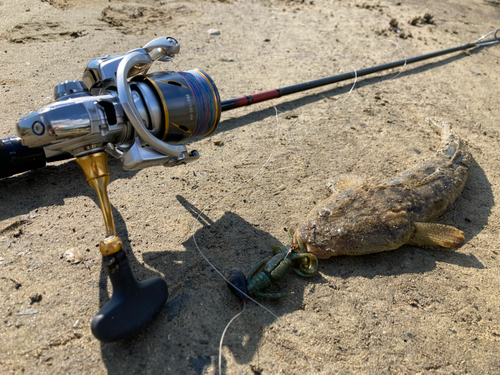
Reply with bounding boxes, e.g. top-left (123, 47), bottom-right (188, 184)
top-left (0, 137), bottom-right (73, 179)
top-left (0, 137), bottom-right (46, 178)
